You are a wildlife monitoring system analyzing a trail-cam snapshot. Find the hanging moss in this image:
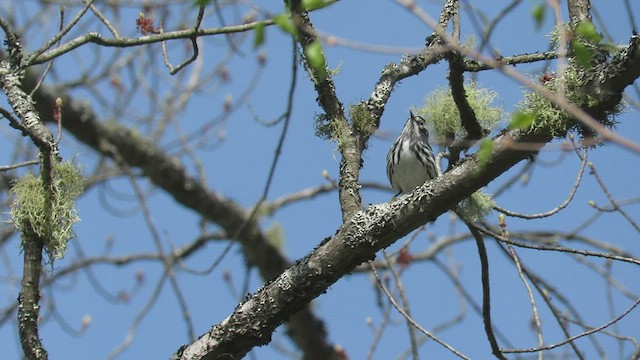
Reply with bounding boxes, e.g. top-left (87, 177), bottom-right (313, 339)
top-left (457, 191), bottom-right (495, 223)
top-left (9, 161), bottom-right (83, 264)
top-left (417, 81), bottom-right (503, 147)
top-left (517, 67), bottom-right (622, 142)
